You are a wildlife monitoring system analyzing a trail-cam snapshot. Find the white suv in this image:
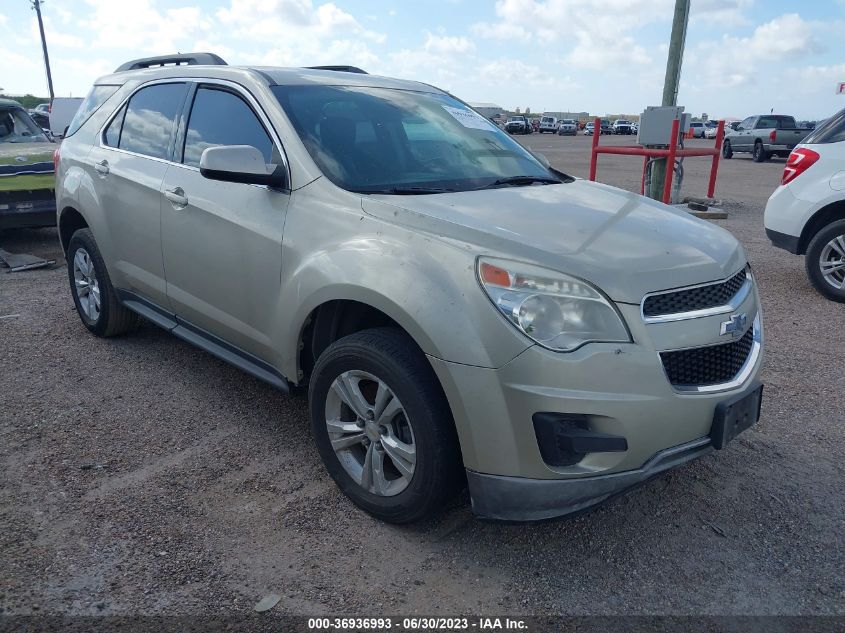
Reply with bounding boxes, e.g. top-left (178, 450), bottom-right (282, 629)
top-left (764, 108), bottom-right (845, 301)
